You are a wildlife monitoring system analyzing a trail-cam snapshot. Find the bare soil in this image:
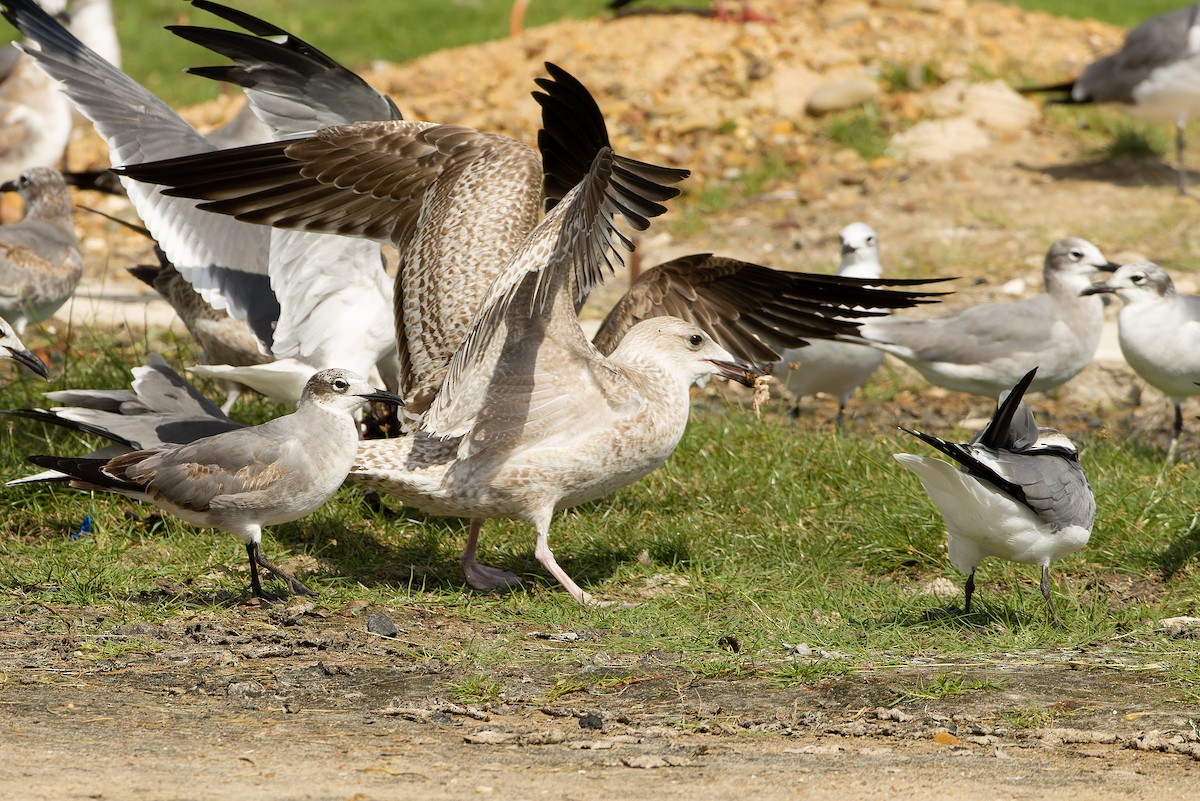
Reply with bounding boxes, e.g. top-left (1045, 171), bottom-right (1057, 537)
top-left (7, 1), bottom-right (1200, 798)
